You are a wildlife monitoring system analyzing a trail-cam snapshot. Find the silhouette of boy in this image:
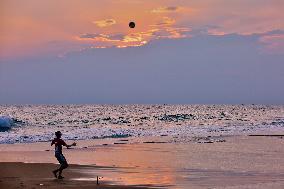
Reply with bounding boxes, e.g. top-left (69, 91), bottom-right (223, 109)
top-left (51, 131), bottom-right (76, 179)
